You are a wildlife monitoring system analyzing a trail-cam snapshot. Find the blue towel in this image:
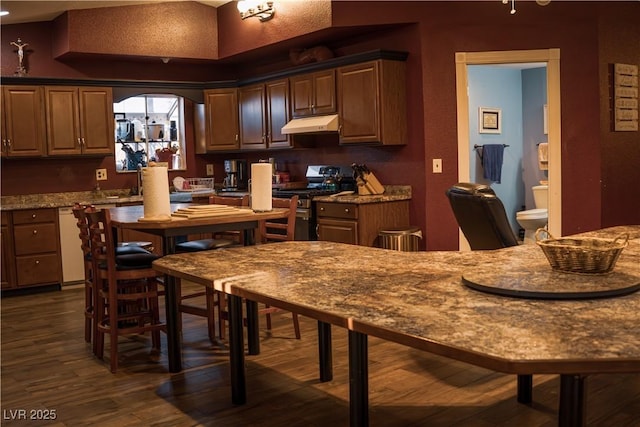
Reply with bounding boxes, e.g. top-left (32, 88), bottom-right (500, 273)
top-left (481, 144), bottom-right (505, 183)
